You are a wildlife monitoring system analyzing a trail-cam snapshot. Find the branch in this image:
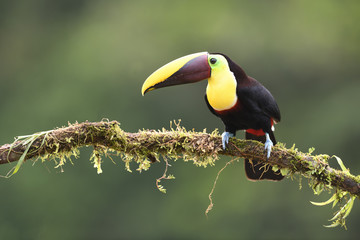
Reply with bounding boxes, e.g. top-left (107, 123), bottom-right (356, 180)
top-left (0, 120), bottom-right (358, 228)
